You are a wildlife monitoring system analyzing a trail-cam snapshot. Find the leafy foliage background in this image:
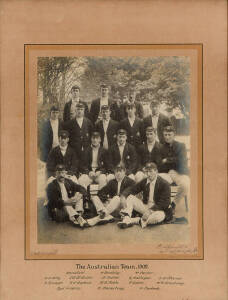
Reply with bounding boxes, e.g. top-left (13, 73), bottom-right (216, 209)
top-left (37, 56), bottom-right (190, 147)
